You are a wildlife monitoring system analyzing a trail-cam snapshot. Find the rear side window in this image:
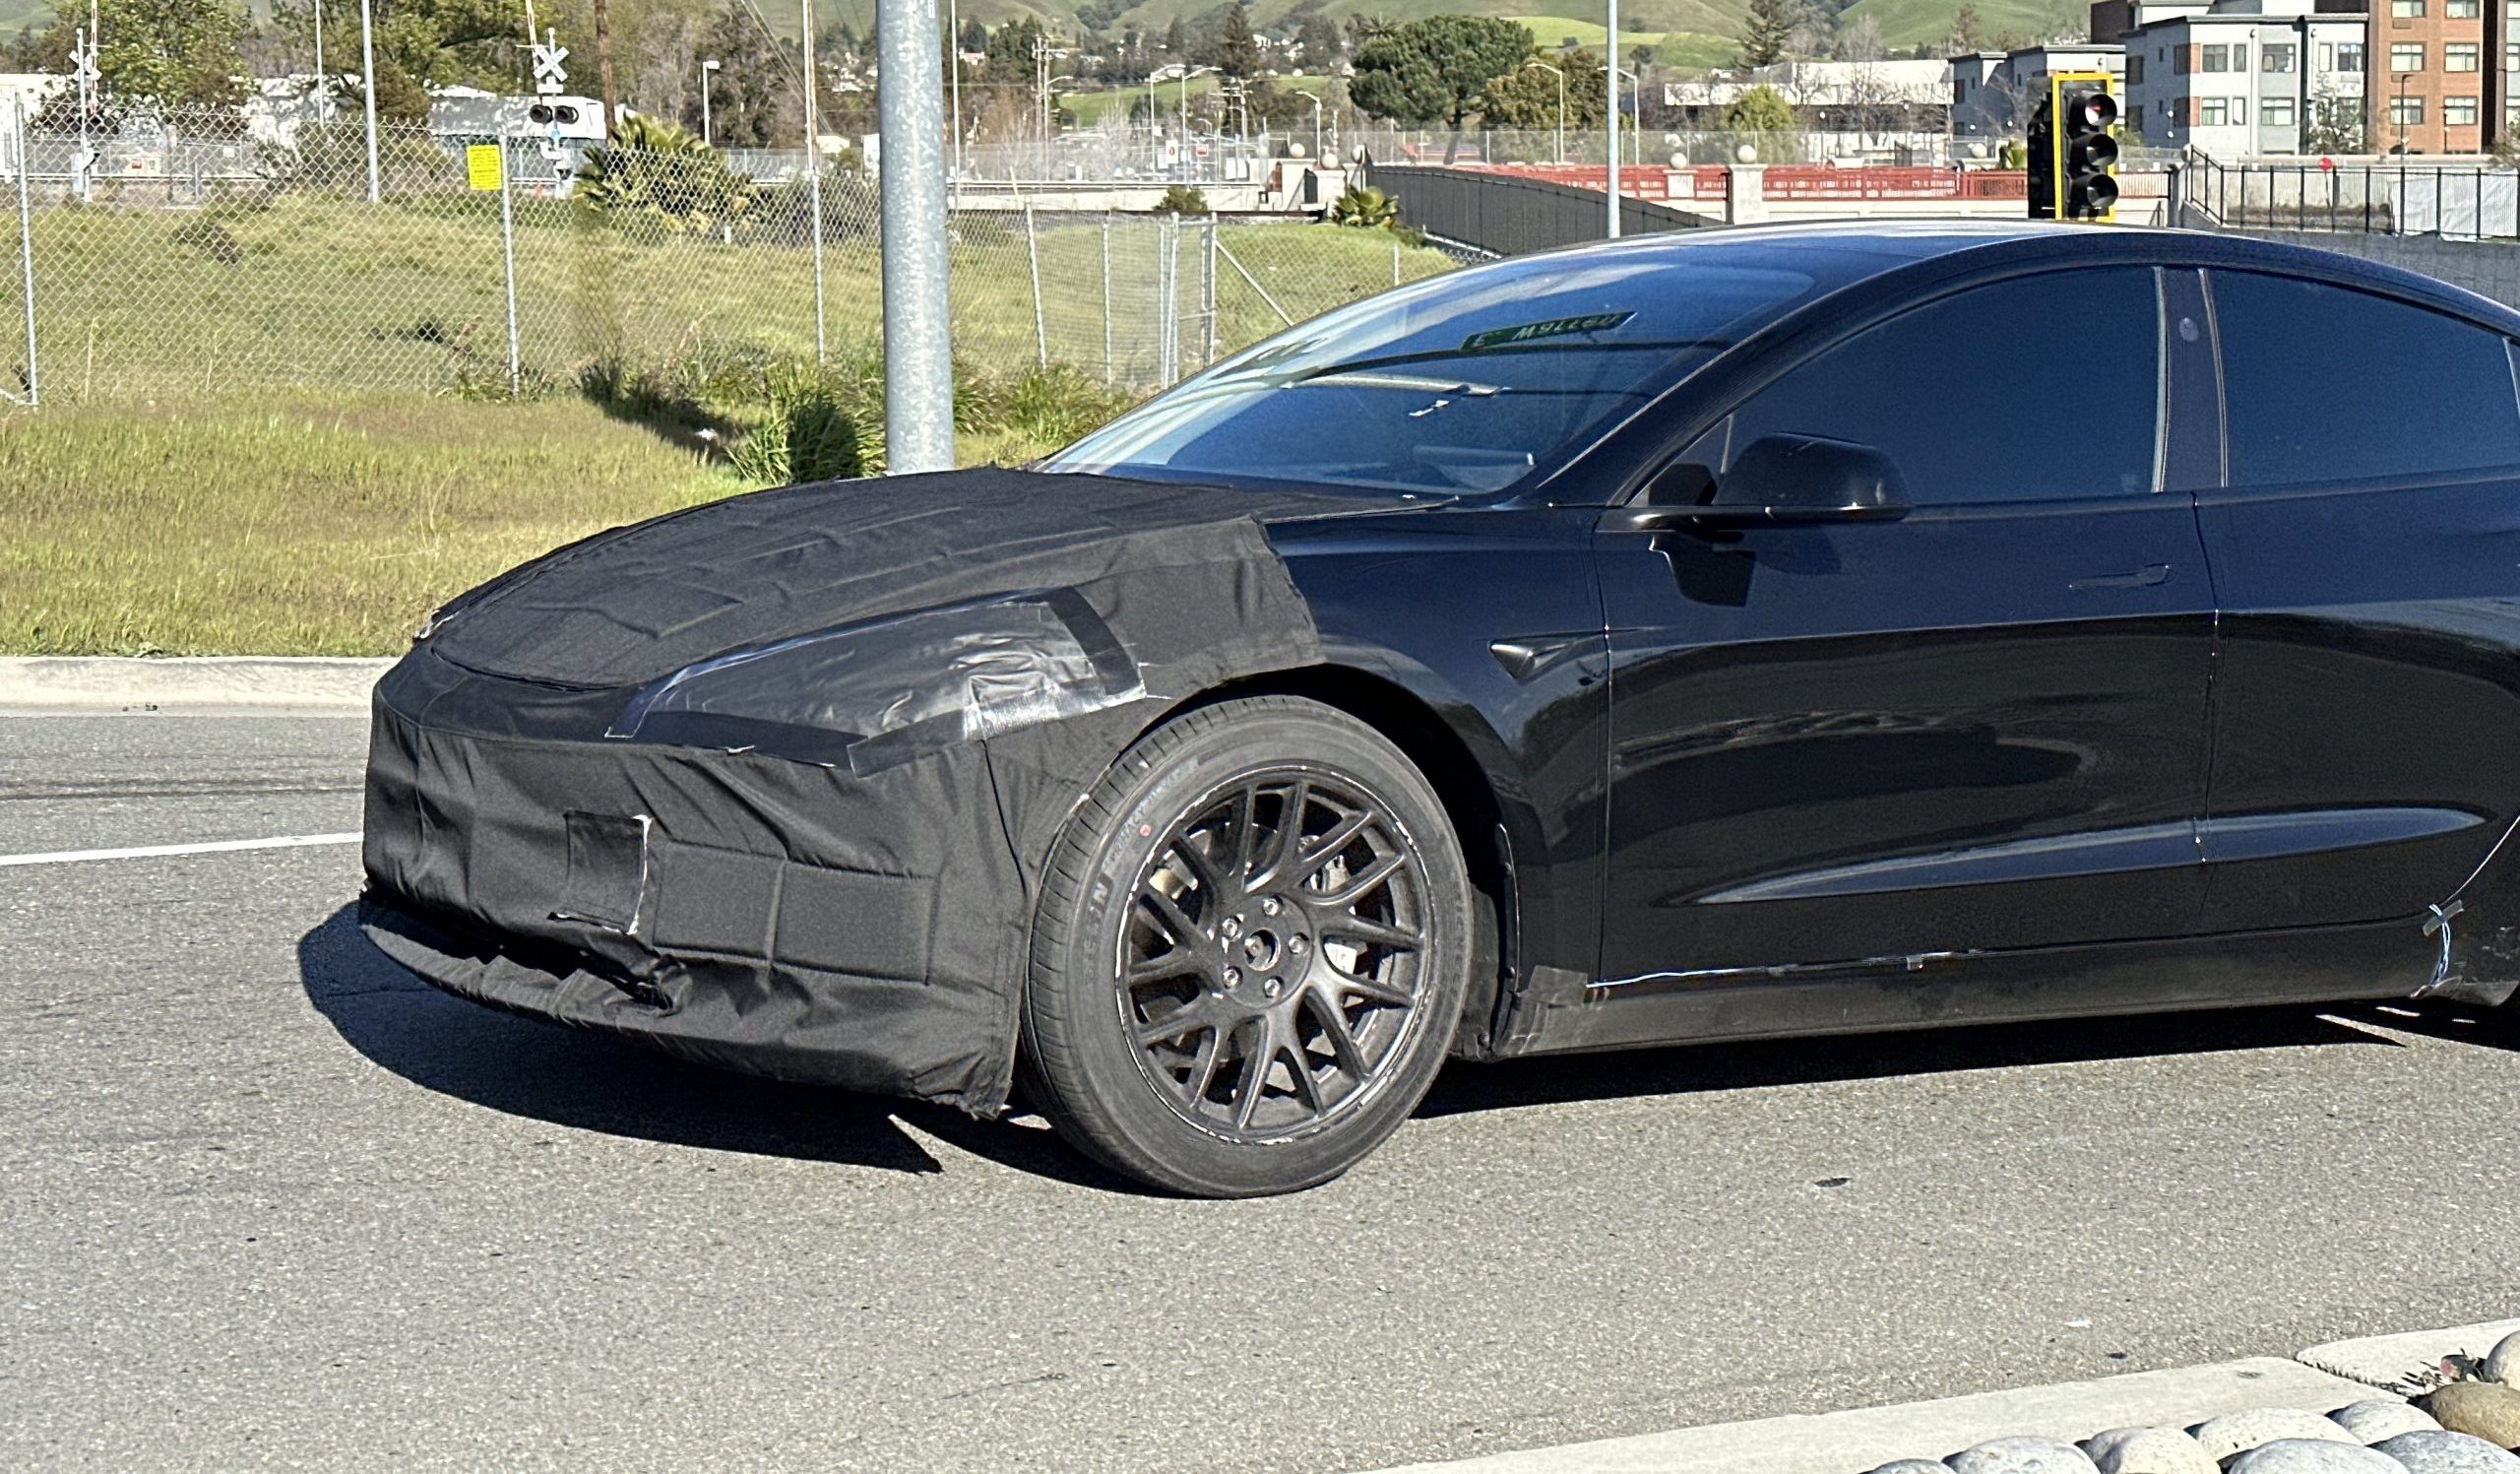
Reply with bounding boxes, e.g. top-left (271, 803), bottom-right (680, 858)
top-left (1723, 267), bottom-right (2163, 505)
top-left (2211, 270), bottom-right (2520, 487)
